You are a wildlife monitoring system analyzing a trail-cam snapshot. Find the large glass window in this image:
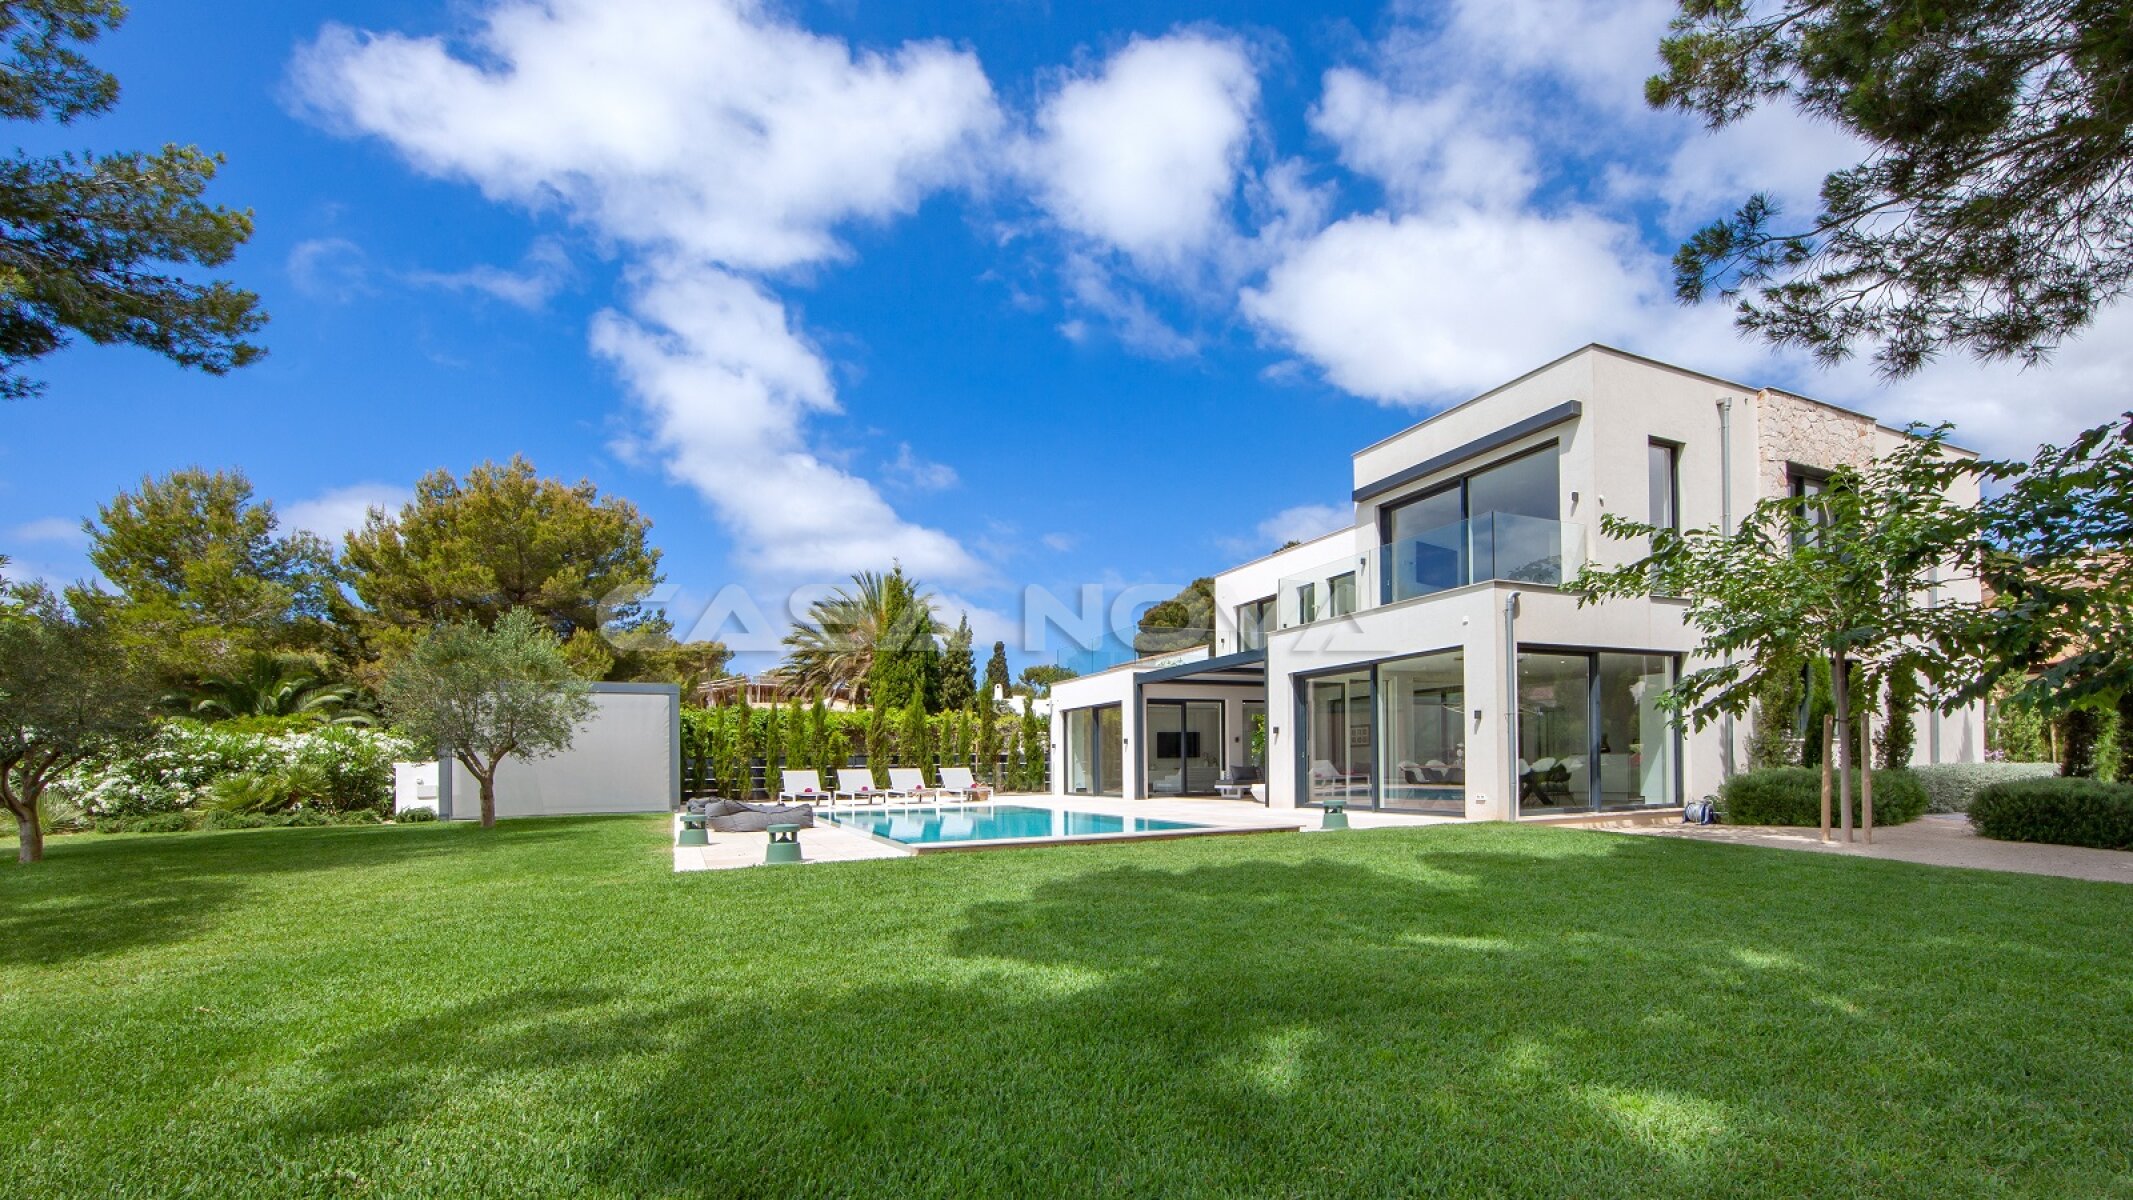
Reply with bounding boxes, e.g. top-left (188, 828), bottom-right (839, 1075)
top-left (1328, 572), bottom-right (1357, 618)
top-left (1237, 597), bottom-right (1275, 651)
top-left (1517, 652), bottom-right (1592, 815)
top-left (1243, 700), bottom-right (1267, 769)
top-left (1379, 443), bottom-right (1564, 601)
top-left (1378, 651), bottom-right (1465, 815)
top-left (1304, 671), bottom-right (1373, 807)
top-left (1065, 705), bottom-right (1124, 796)
top-left (1517, 651), bottom-right (1679, 815)
top-left (1649, 441), bottom-right (1678, 531)
top-left (1596, 653), bottom-right (1674, 808)
top-left (1146, 700), bottom-right (1223, 795)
